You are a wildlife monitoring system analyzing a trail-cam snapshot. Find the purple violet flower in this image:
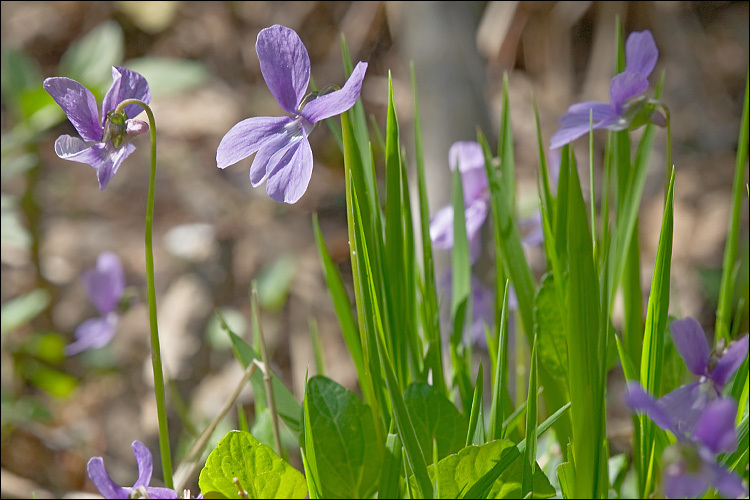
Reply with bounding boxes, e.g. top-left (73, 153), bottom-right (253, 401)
top-left (626, 391), bottom-right (747, 499)
top-left (429, 141), bottom-right (490, 263)
top-left (43, 66), bottom-right (151, 190)
top-left (216, 24), bottom-right (368, 204)
top-left (550, 30), bottom-right (660, 149)
top-left (65, 252), bottom-right (125, 356)
top-left (87, 440), bottom-right (178, 499)
top-left (624, 318), bottom-right (748, 436)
